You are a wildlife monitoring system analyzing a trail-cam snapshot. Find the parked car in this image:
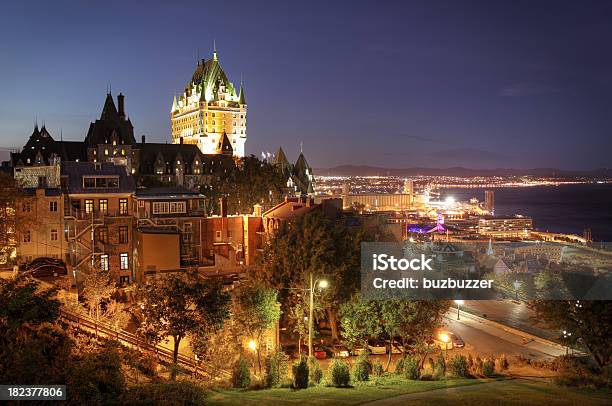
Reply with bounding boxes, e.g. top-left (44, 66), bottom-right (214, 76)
top-left (433, 331), bottom-right (454, 350)
top-left (20, 257), bottom-right (67, 278)
top-left (351, 344), bottom-right (366, 356)
top-left (449, 332), bottom-right (465, 348)
top-left (332, 344), bottom-right (350, 358)
top-left (389, 339), bottom-right (403, 354)
top-left (313, 346), bottom-right (327, 359)
top-left (367, 338), bottom-right (387, 355)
